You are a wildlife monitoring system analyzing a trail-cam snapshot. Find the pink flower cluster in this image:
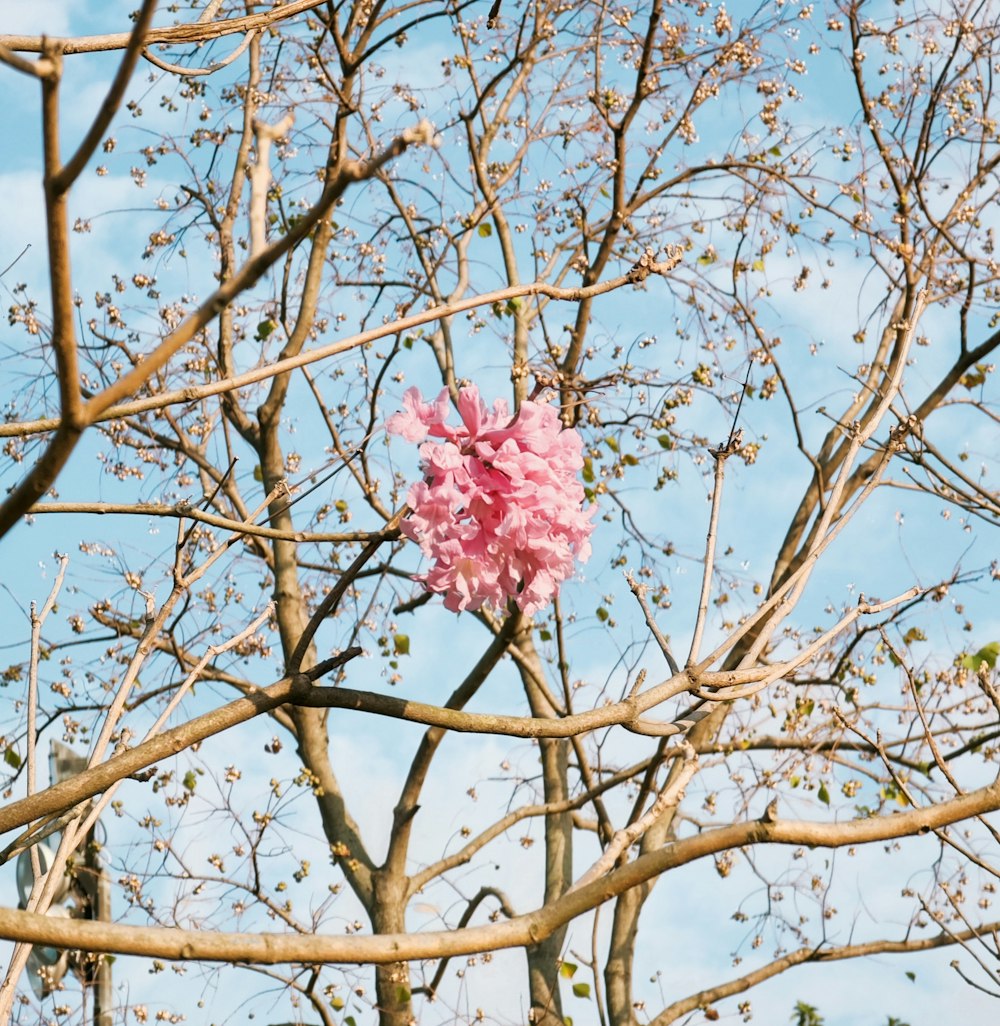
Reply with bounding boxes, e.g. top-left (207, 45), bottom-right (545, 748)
top-left (387, 385), bottom-right (594, 615)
